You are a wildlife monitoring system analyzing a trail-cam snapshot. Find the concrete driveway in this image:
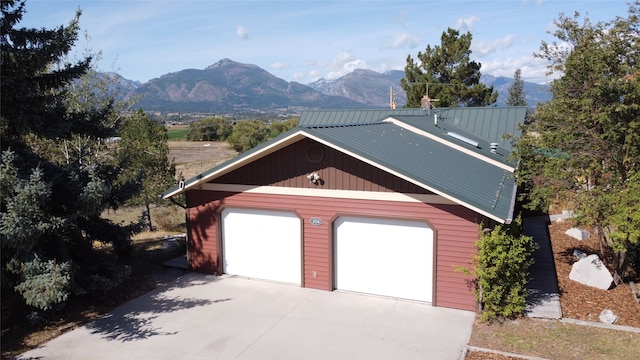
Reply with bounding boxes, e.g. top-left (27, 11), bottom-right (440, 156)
top-left (18, 273), bottom-right (475, 360)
